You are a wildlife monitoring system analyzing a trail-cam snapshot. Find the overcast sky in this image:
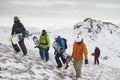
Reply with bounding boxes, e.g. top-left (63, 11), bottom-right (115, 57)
top-left (0, 0), bottom-right (120, 28)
